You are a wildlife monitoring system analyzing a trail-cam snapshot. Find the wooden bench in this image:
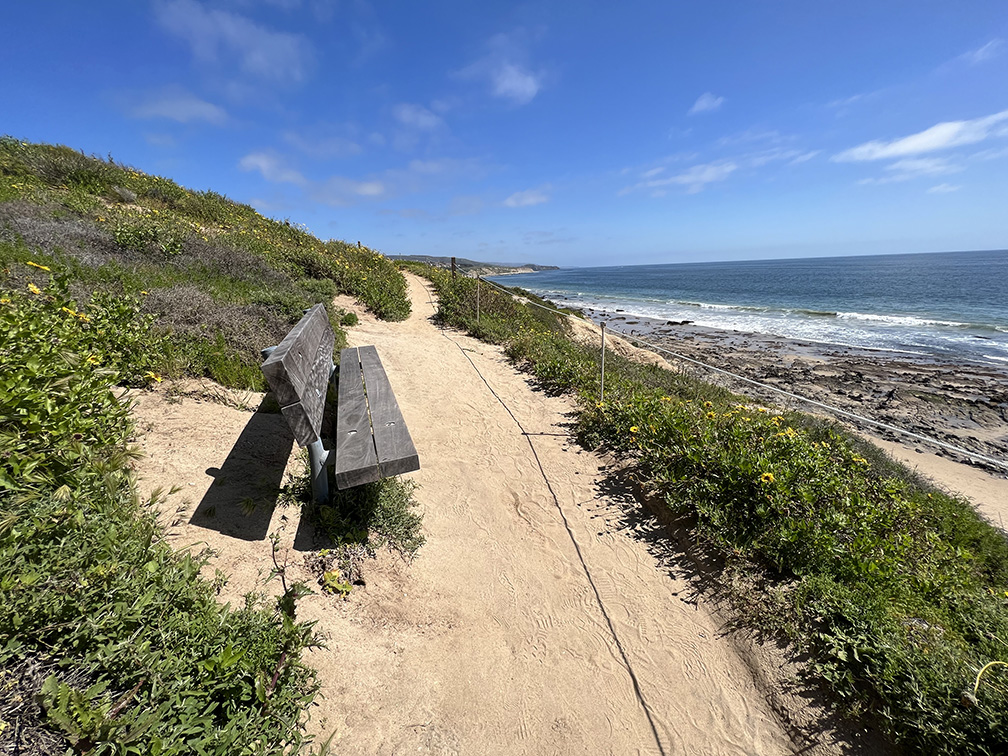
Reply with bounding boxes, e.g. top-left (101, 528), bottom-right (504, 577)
top-left (260, 304), bottom-right (420, 505)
